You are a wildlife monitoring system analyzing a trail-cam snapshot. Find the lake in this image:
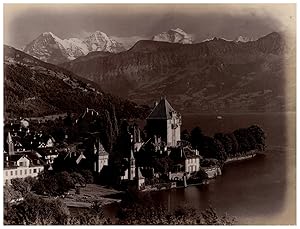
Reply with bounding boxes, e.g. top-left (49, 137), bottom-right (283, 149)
top-left (107, 112), bottom-right (296, 225)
